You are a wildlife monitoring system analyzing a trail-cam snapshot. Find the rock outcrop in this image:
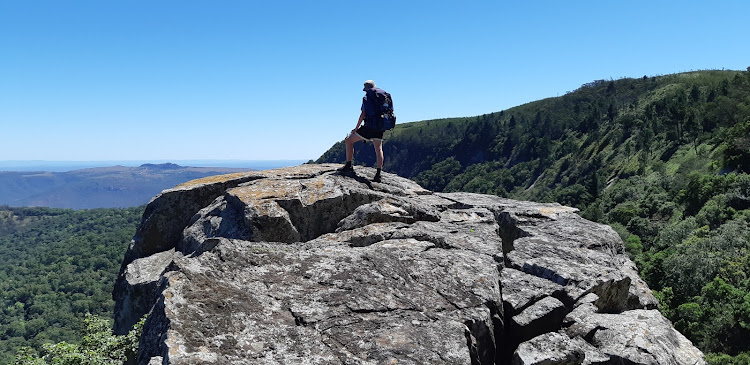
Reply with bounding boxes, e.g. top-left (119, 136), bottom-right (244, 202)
top-left (113, 164), bottom-right (705, 365)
